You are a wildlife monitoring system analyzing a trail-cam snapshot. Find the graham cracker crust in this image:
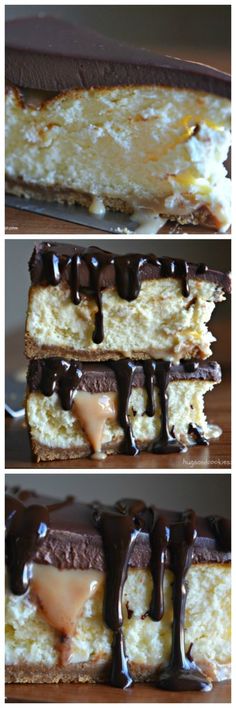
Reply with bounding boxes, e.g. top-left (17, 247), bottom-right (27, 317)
top-left (5, 656), bottom-right (223, 684)
top-left (6, 178), bottom-right (218, 228)
top-left (25, 332), bottom-right (202, 362)
top-left (27, 428), bottom-right (150, 463)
